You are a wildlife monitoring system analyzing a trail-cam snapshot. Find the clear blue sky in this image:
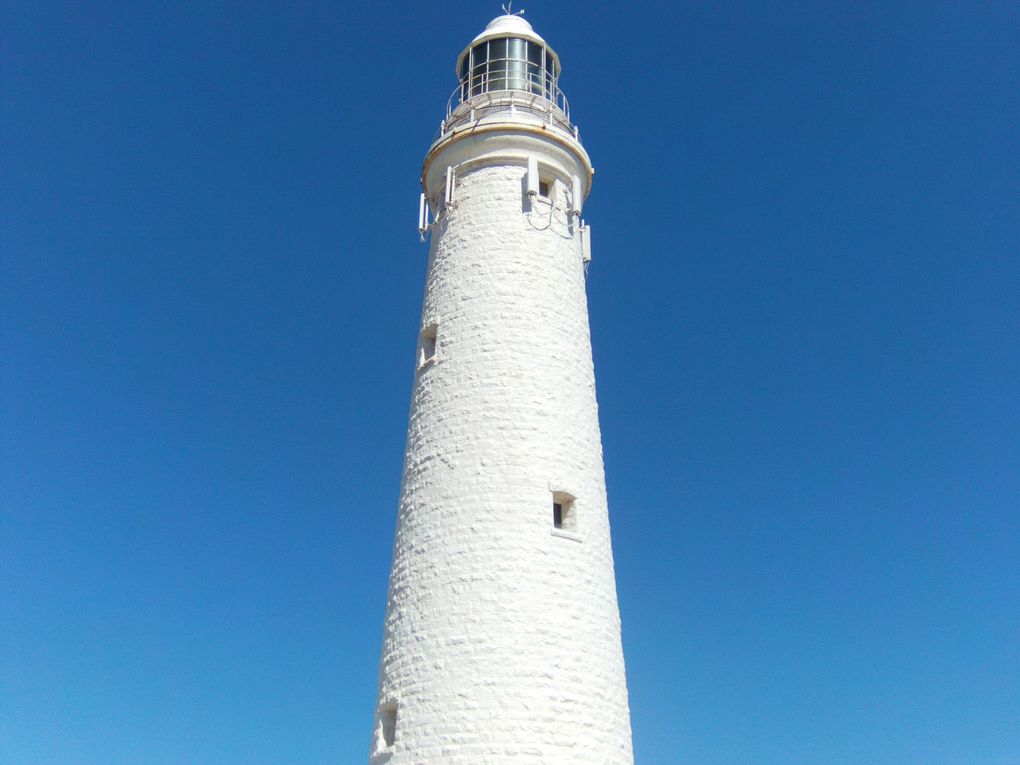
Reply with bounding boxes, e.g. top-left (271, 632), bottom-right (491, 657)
top-left (2, 2), bottom-right (1018, 763)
